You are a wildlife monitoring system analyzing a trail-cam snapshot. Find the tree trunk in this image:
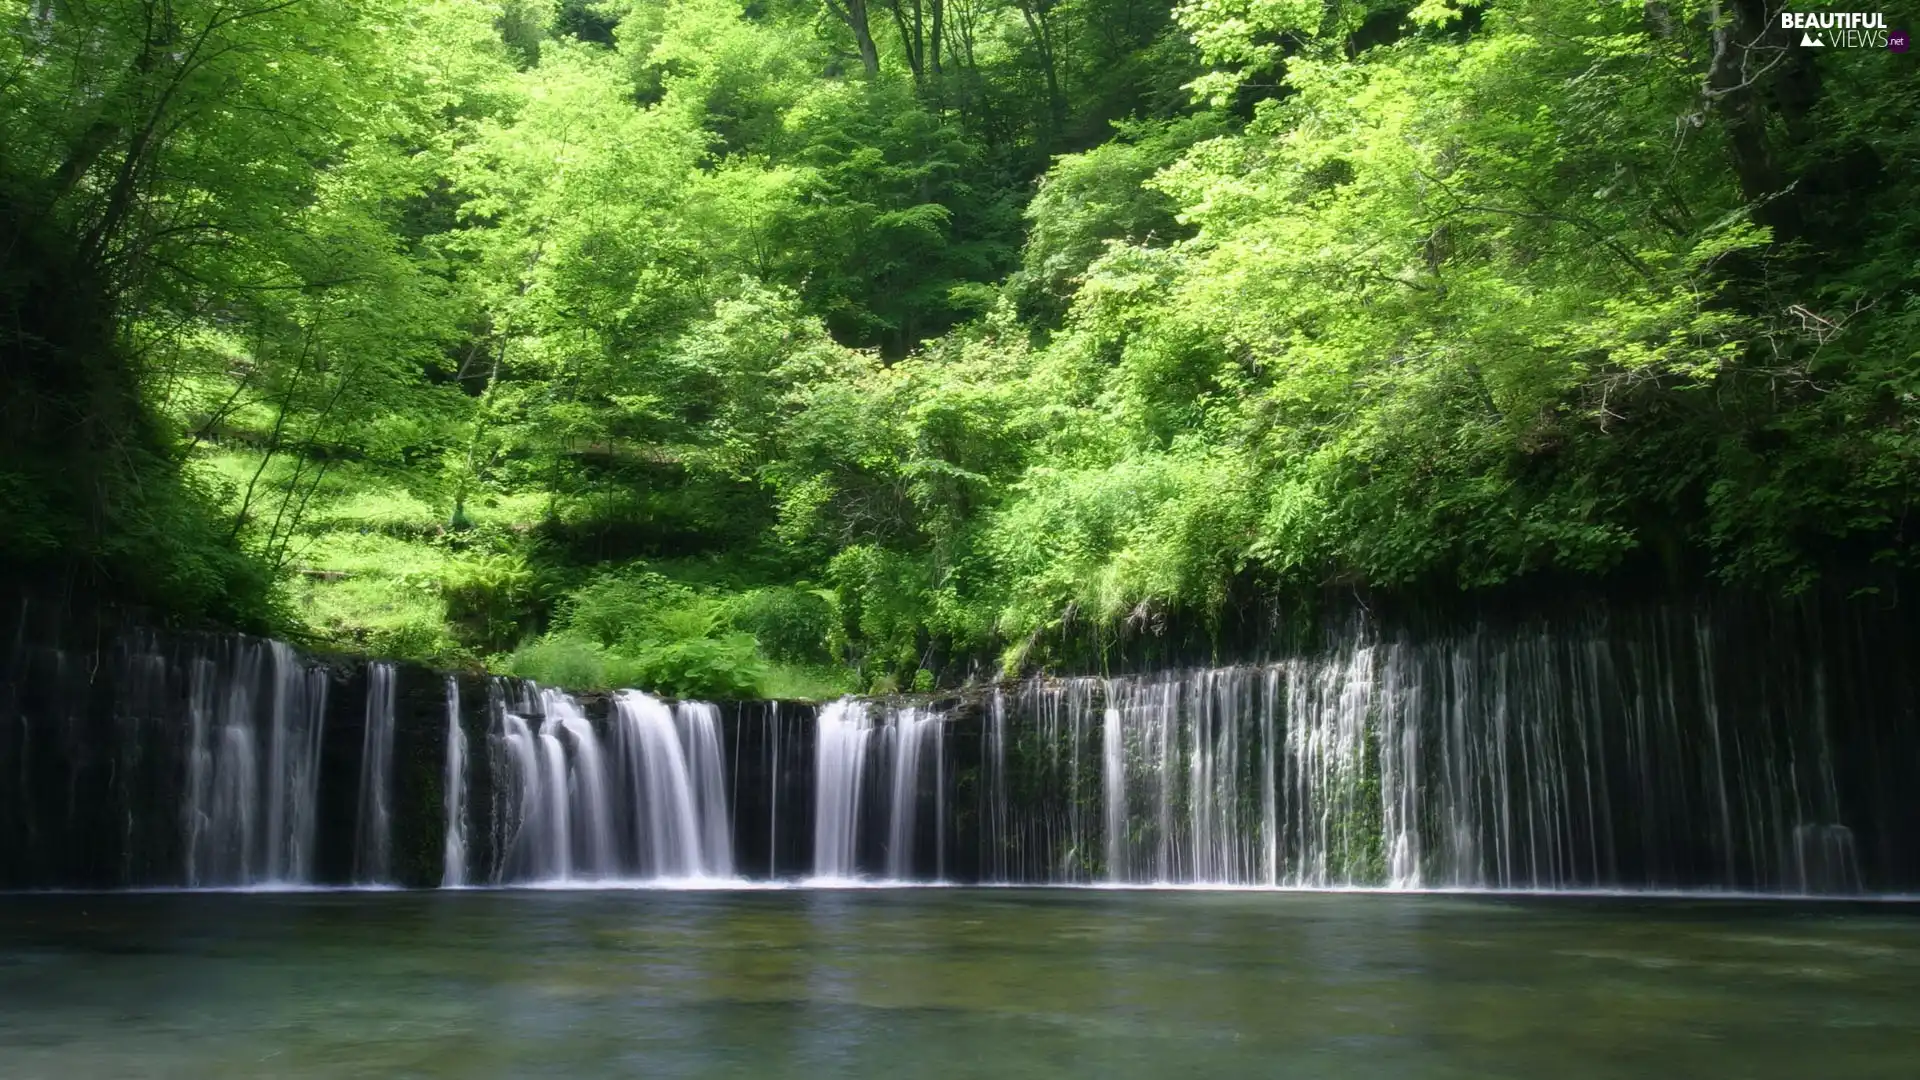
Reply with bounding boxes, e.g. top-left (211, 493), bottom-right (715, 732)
top-left (827, 0), bottom-right (882, 77)
top-left (1702, 0), bottom-right (1820, 240)
top-left (1015, 0), bottom-right (1066, 136)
